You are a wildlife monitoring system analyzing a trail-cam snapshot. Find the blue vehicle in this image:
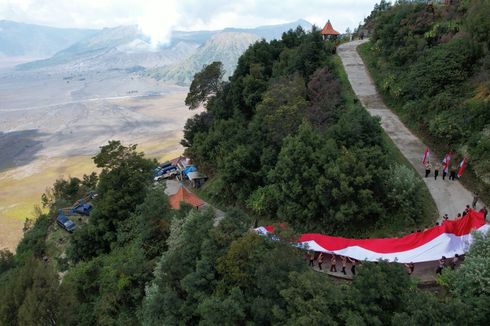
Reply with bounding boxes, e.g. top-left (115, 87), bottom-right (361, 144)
top-left (56, 192), bottom-right (96, 232)
top-left (60, 201), bottom-right (93, 216)
top-left (57, 211), bottom-right (77, 233)
top-left (73, 202), bottom-right (92, 215)
top-left (154, 165), bottom-right (178, 178)
top-left (153, 162), bottom-right (173, 177)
